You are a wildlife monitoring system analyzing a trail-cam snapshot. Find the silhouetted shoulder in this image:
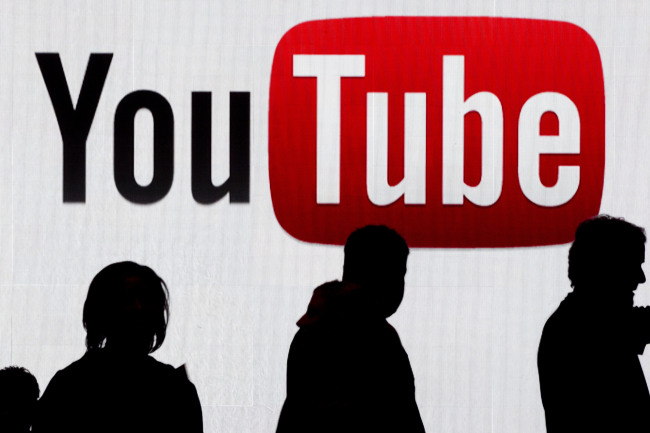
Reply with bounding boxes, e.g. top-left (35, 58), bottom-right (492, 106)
top-left (539, 295), bottom-right (589, 349)
top-left (45, 350), bottom-right (185, 388)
